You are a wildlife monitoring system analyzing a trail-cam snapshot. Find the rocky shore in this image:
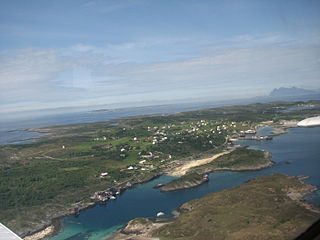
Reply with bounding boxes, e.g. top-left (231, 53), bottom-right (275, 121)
top-left (23, 147), bottom-right (232, 239)
top-left (197, 157), bottom-right (274, 175)
top-left (160, 173), bottom-right (208, 192)
top-left (270, 127), bottom-right (288, 136)
top-left (24, 225), bottom-right (55, 240)
top-left (108, 174), bottom-right (320, 240)
top-left (20, 202), bottom-right (95, 239)
top-left (22, 173), bottom-right (161, 240)
top-left (16, 121), bottom-right (312, 239)
top-left (108, 218), bottom-right (168, 240)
